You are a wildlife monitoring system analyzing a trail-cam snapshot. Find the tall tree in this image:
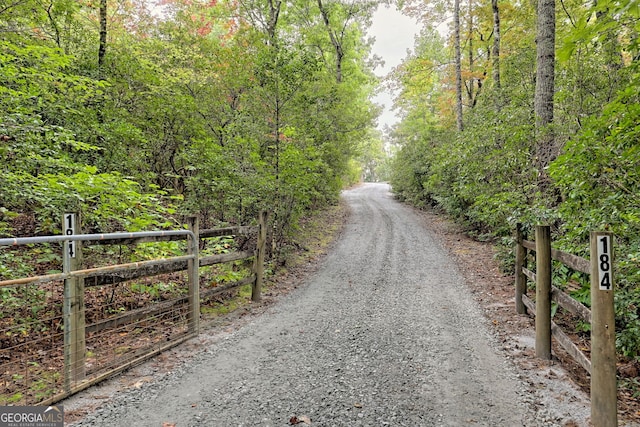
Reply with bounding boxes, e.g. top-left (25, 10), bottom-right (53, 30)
top-left (239, 0), bottom-right (281, 41)
top-left (98, 0), bottom-right (107, 78)
top-left (491, 0), bottom-right (500, 89)
top-left (316, 0), bottom-right (368, 83)
top-left (454, 0), bottom-right (463, 131)
top-left (317, 0), bottom-right (346, 82)
top-left (533, 0), bottom-right (556, 193)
